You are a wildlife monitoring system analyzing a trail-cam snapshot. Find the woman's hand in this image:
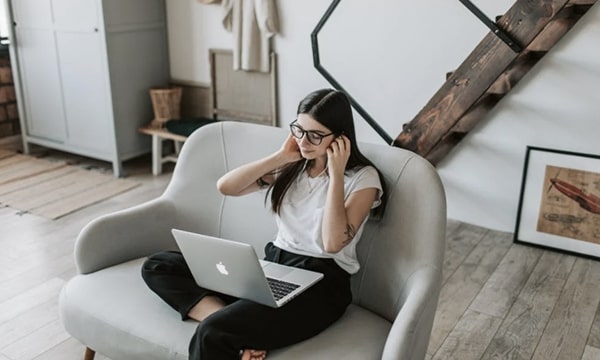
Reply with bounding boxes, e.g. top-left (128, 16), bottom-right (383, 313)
top-left (326, 135), bottom-right (351, 178)
top-left (277, 134), bottom-right (303, 164)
